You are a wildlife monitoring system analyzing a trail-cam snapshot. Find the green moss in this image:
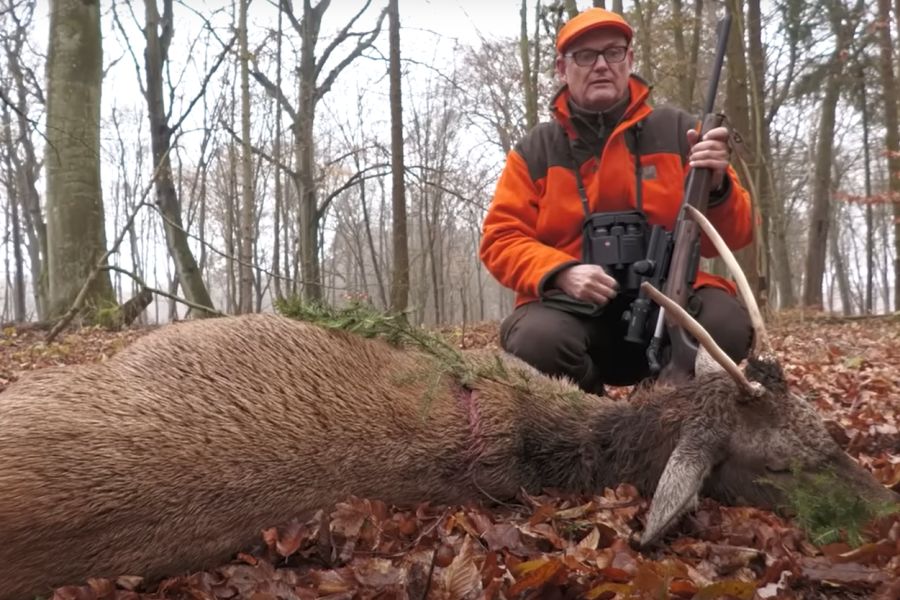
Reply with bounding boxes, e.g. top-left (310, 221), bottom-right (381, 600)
top-left (93, 305), bottom-right (121, 329)
top-left (83, 298), bottom-right (124, 329)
